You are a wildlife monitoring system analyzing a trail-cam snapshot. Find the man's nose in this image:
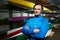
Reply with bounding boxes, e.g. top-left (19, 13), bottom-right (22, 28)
top-left (35, 11), bottom-right (38, 13)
